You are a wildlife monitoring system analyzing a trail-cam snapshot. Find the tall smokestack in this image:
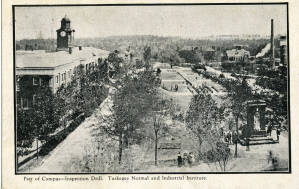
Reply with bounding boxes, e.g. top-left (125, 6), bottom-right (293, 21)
top-left (270, 19), bottom-right (275, 68)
